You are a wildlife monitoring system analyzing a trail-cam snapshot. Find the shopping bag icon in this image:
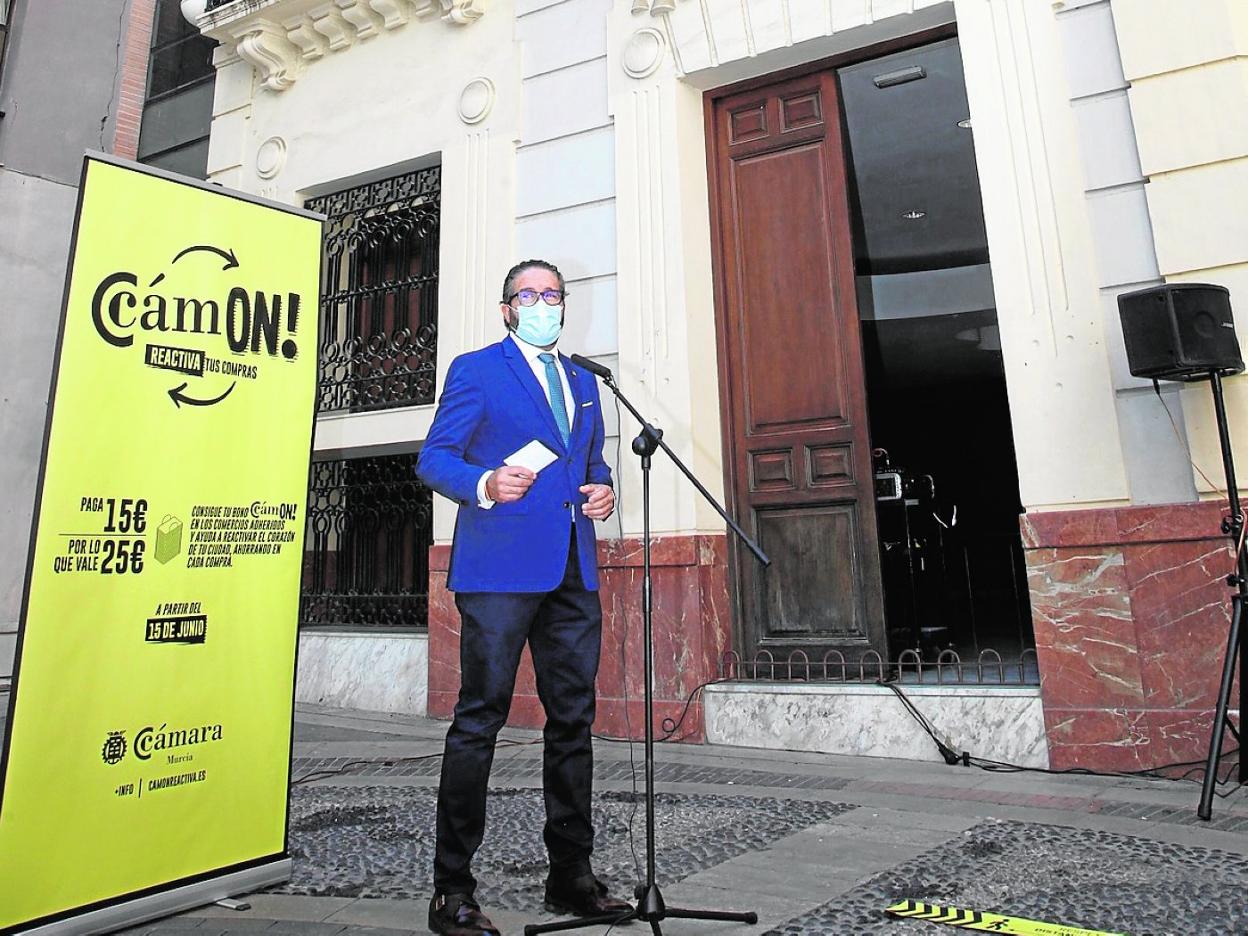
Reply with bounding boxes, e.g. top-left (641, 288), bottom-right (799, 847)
top-left (154, 514), bottom-right (183, 564)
